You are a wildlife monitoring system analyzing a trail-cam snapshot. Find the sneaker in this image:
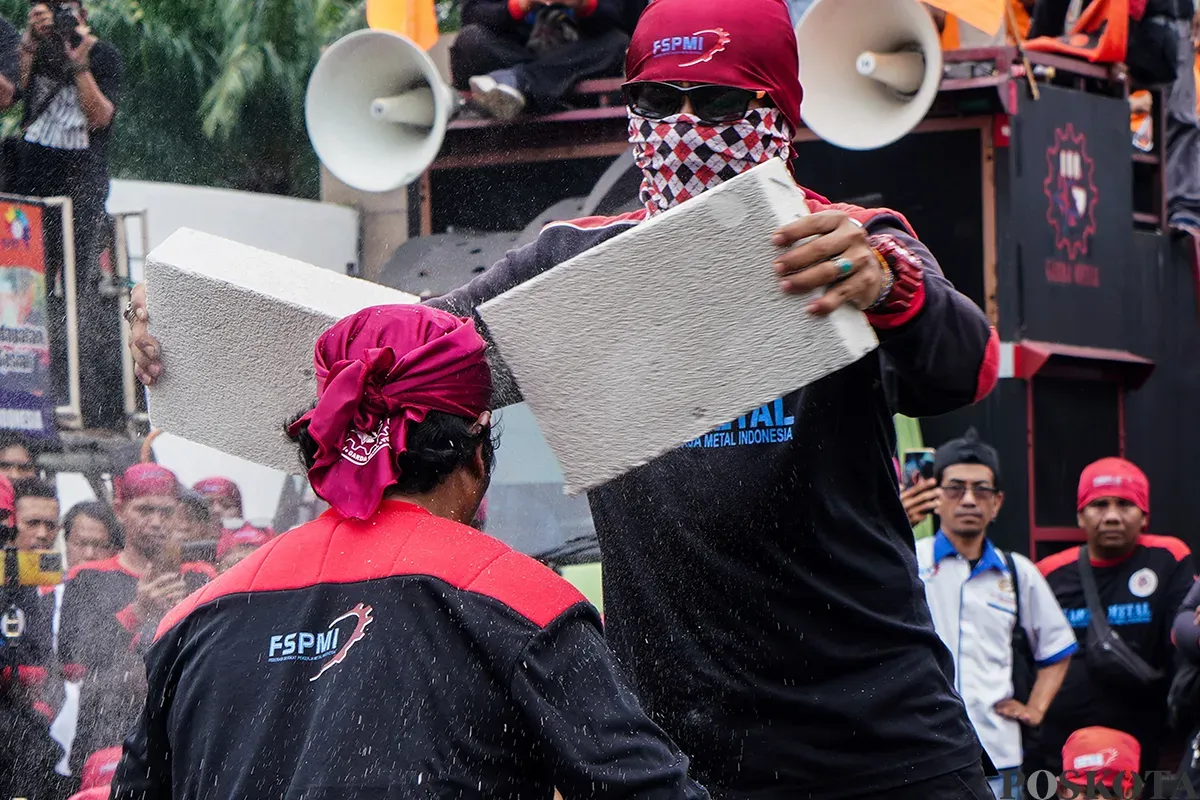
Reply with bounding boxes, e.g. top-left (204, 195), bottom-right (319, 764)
top-left (468, 73), bottom-right (527, 121)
